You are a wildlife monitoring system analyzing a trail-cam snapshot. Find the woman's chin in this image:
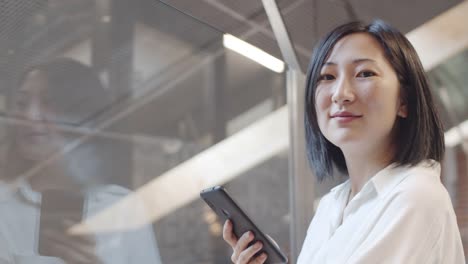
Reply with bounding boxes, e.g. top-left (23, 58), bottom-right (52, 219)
top-left (17, 145), bottom-right (52, 162)
top-left (330, 136), bottom-right (368, 150)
